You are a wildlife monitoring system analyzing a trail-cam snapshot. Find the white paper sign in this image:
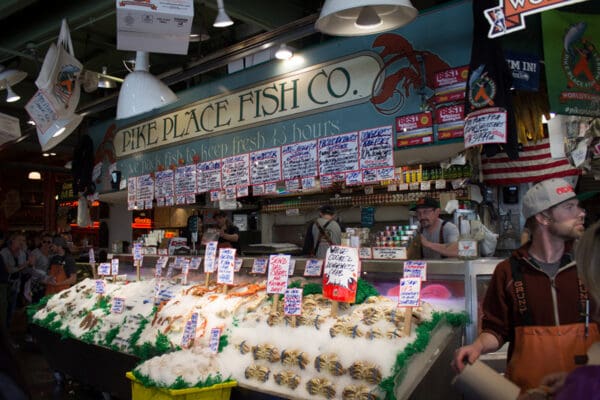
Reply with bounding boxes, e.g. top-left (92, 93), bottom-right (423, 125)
top-left (208, 327), bottom-right (222, 354)
top-left (398, 277), bottom-right (421, 307)
top-left (111, 258), bottom-right (119, 275)
top-left (98, 262), bottom-right (111, 276)
top-left (155, 256), bottom-right (168, 276)
top-left (204, 257), bottom-right (216, 274)
top-left (284, 288), bottom-right (303, 316)
top-left (216, 248), bottom-right (236, 285)
top-left (267, 254), bottom-right (290, 294)
top-left (288, 258), bottom-right (296, 276)
top-left (95, 279), bottom-right (105, 294)
top-left (303, 259), bottom-right (323, 276)
top-left (111, 297), bottom-right (125, 314)
top-left (282, 140), bottom-right (318, 180)
top-left (234, 258), bottom-right (243, 272)
top-left (372, 247), bottom-right (407, 260)
top-left (189, 257), bottom-right (202, 270)
top-left (318, 132), bottom-right (359, 176)
top-left (403, 260), bottom-right (427, 281)
top-left (252, 258), bottom-right (268, 274)
top-left (251, 147), bottom-right (282, 184)
top-left (464, 107), bottom-right (507, 148)
top-left (181, 312), bottom-right (198, 349)
top-left (359, 247), bottom-right (373, 259)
